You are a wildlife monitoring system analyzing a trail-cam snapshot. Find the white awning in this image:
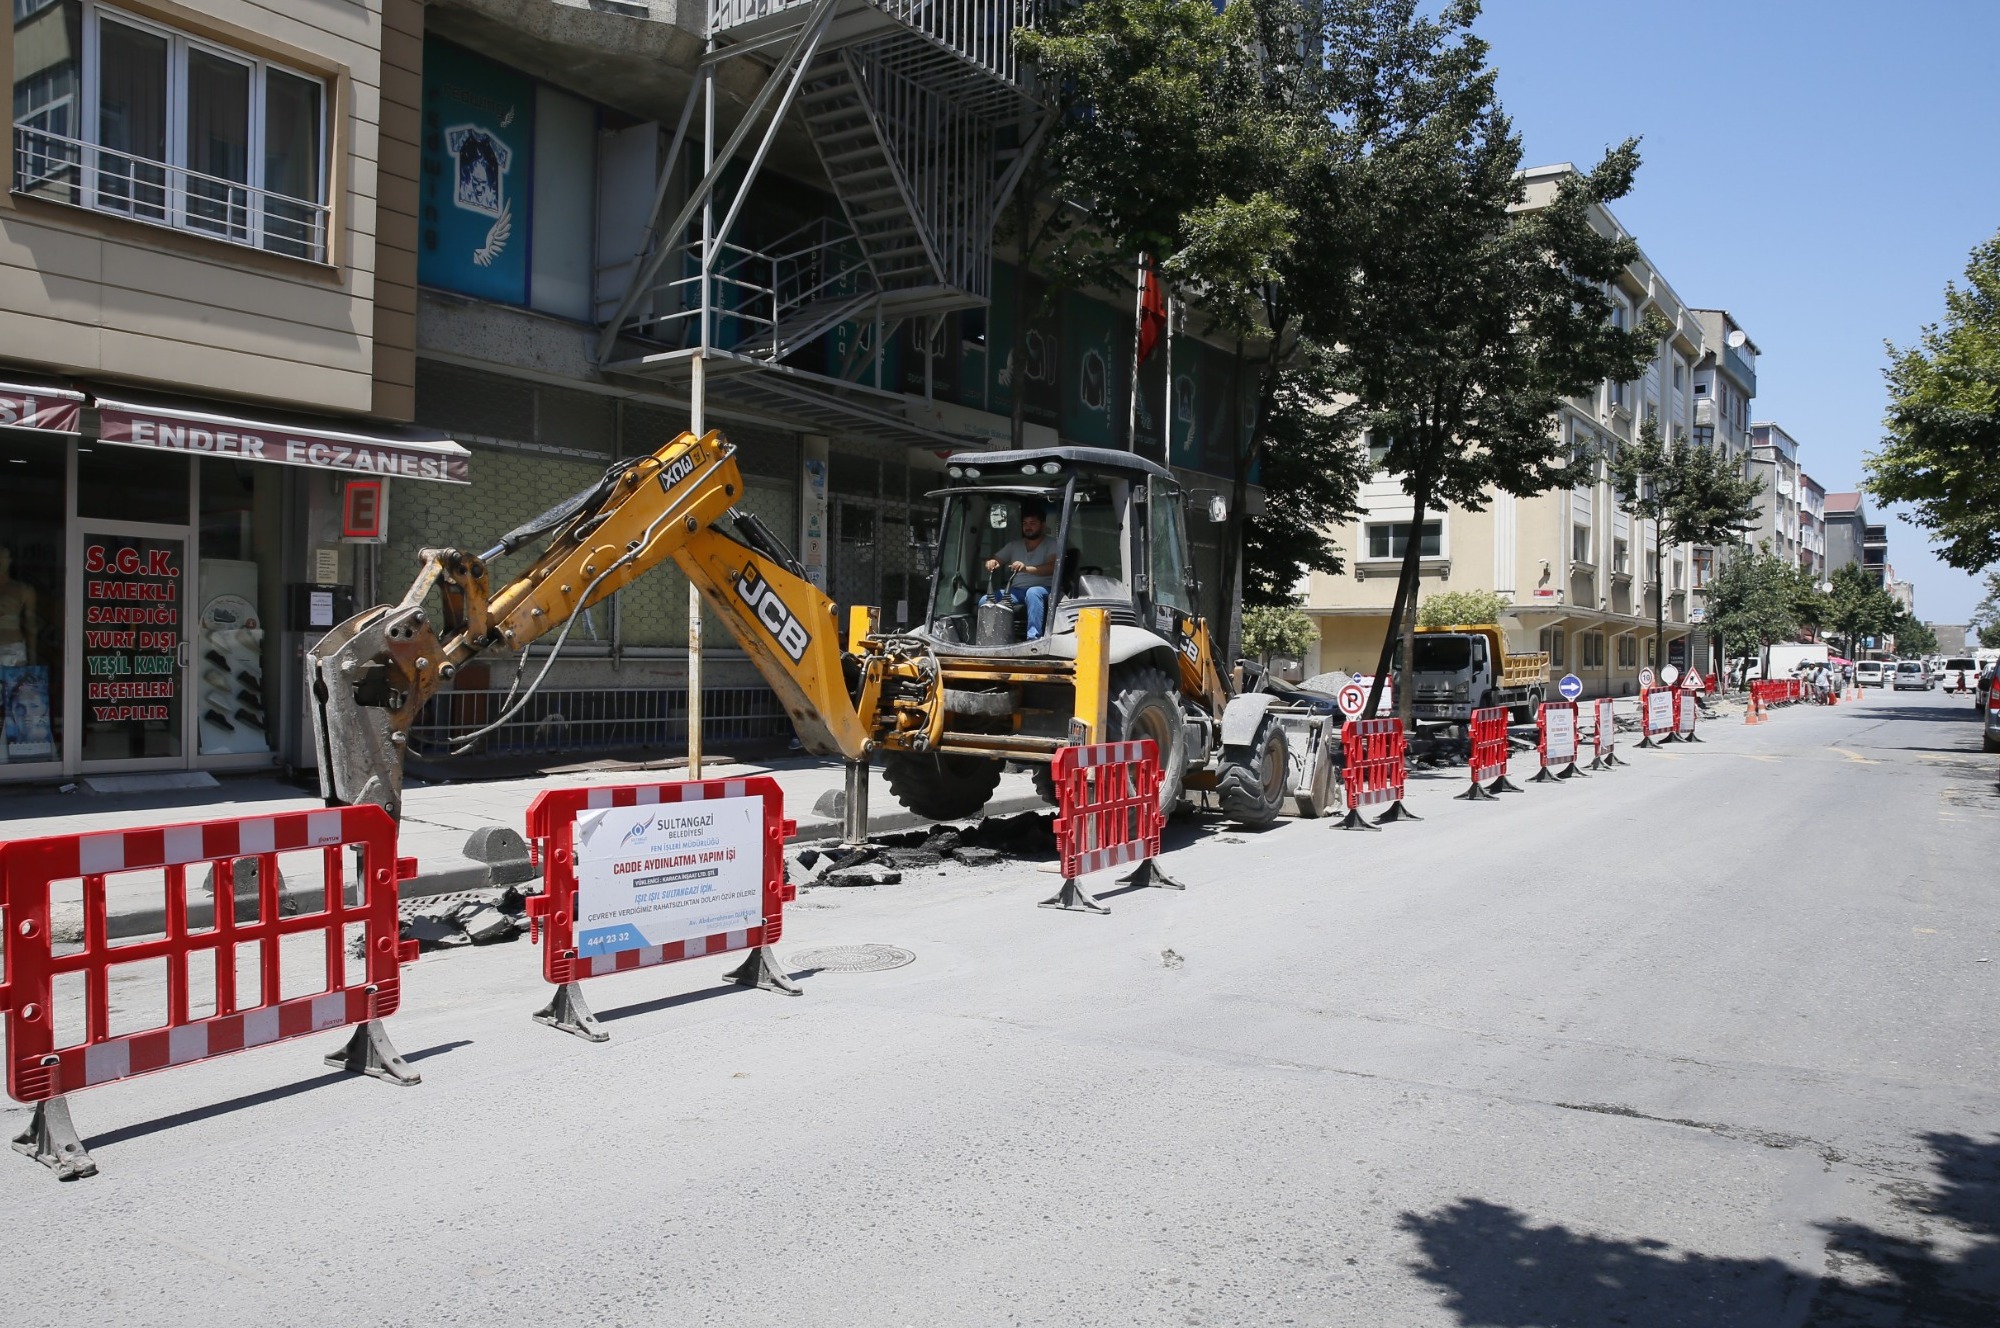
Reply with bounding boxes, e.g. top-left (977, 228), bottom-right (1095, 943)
top-left (95, 396), bottom-right (469, 484)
